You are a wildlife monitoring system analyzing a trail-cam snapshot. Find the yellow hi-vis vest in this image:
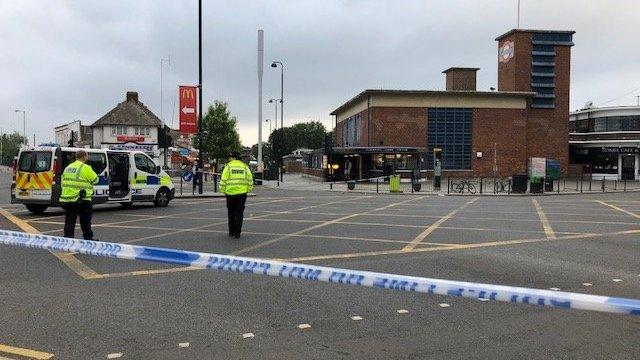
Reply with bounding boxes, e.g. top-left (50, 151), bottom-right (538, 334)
top-left (220, 159), bottom-right (253, 195)
top-left (60, 160), bottom-right (99, 202)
